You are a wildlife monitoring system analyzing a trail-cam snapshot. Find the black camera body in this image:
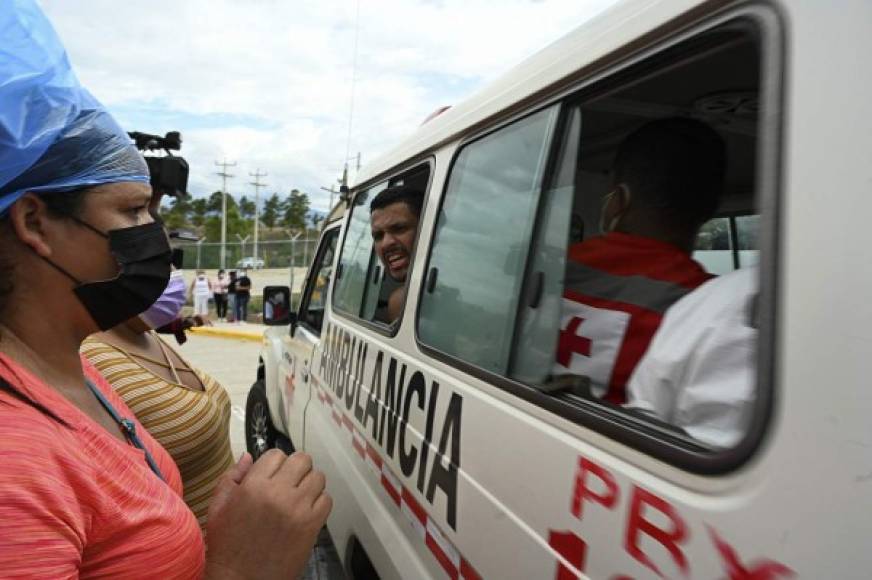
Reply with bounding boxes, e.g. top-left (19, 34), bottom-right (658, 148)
top-left (128, 131), bottom-right (189, 198)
